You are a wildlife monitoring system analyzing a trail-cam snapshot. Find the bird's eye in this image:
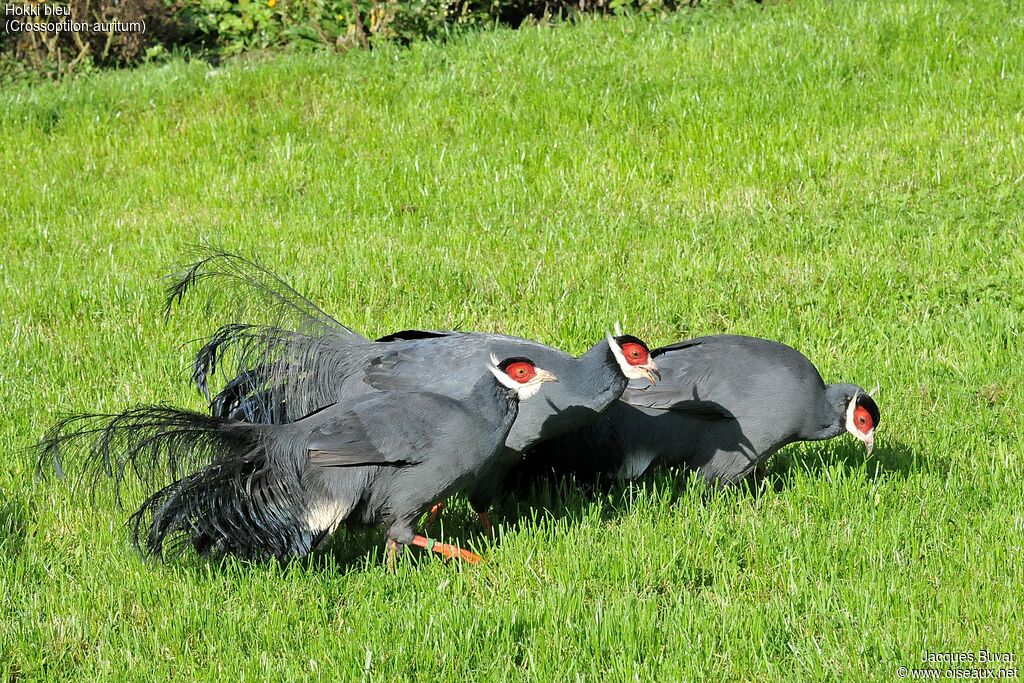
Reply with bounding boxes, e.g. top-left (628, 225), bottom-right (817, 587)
top-left (504, 361), bottom-right (536, 384)
top-left (853, 405), bottom-right (874, 434)
top-left (620, 342), bottom-right (649, 367)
